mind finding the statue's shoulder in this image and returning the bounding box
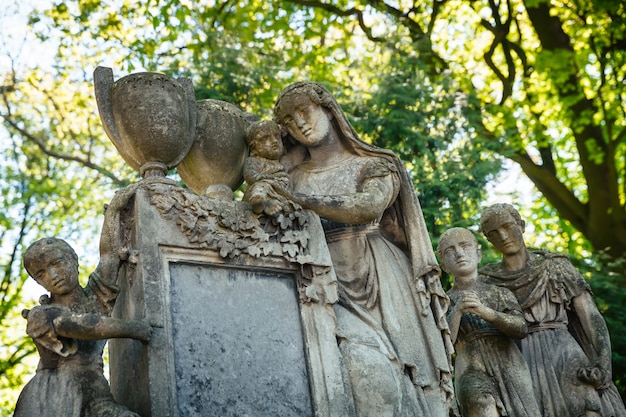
[361,155,397,179]
[478,261,505,276]
[531,249,575,270]
[531,249,589,293]
[476,278,521,311]
[531,249,566,260]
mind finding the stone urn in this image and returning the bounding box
[94,66,196,178]
[177,99,249,197]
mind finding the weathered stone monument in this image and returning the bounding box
[16,68,624,417]
[92,68,350,416]
[87,70,454,416]
[88,69,457,415]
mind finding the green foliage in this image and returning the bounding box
[0,99,117,412]
[1,0,625,406]
[0,3,138,408]
[352,54,501,239]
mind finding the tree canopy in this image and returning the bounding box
[1,0,624,409]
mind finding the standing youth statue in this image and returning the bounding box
[272,82,454,416]
[14,187,151,417]
[479,203,626,417]
[439,227,540,417]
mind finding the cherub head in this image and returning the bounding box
[246,120,283,160]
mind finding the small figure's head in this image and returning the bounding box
[437,228,481,276]
[480,203,526,255]
[246,120,283,160]
[274,82,334,148]
[23,238,80,296]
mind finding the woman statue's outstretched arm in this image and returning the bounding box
[278,175,396,224]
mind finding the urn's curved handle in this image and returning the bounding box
[94,66,134,166]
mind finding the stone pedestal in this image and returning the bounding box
[107,181,351,416]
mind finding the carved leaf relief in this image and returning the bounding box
[145,183,311,263]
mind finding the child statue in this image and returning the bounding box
[439,227,541,417]
[14,237,151,417]
[243,119,298,215]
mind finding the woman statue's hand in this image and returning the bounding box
[268,178,302,203]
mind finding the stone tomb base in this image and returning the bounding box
[107,183,349,417]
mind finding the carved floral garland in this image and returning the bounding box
[144,183,313,264]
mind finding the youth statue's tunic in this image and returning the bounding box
[480,250,625,417]
[448,280,541,417]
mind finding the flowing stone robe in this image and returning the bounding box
[448,280,541,417]
[290,154,452,417]
[480,250,626,417]
[276,81,453,417]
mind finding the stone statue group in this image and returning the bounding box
[14,80,626,417]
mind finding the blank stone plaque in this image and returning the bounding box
[169,262,313,417]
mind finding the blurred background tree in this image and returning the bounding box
[1,0,624,411]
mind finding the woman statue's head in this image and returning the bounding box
[274,82,374,159]
[274,82,335,120]
[273,83,336,147]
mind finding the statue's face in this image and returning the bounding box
[439,231,480,277]
[28,255,79,296]
[277,94,331,147]
[251,130,283,160]
[483,212,525,255]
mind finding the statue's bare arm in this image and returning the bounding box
[572,291,612,386]
[53,312,152,343]
[280,175,396,224]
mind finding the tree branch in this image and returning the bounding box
[1,115,127,186]
[285,0,448,70]
[510,151,588,231]
[537,145,556,176]
[0,140,33,317]
[480,0,520,104]
[0,339,36,379]
[523,0,625,254]
[286,0,386,43]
